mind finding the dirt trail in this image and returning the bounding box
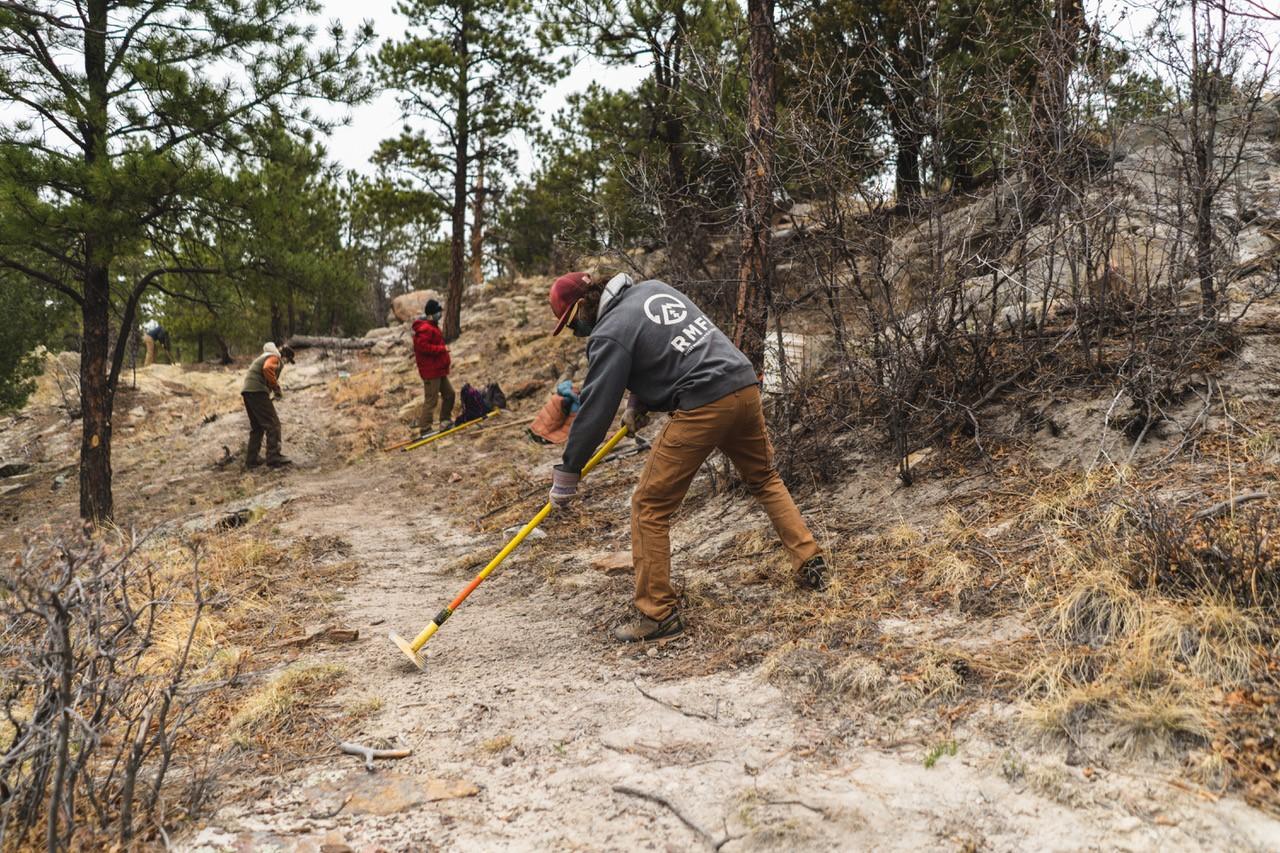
[187,448,1280,852]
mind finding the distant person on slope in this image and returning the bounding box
[545,271,829,643]
[143,322,173,367]
[241,342,295,469]
[413,298,454,435]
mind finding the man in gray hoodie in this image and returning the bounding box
[547,271,829,643]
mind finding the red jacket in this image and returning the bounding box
[412,318,451,379]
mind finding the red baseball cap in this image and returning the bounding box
[549,272,593,336]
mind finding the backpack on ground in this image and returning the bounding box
[483,382,507,412]
[457,383,491,424]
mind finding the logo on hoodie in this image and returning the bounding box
[643,294,688,326]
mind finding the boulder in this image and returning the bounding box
[388,290,443,325]
[372,337,407,357]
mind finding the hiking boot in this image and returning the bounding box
[613,610,685,643]
[438,419,454,431]
[265,456,293,468]
[245,457,263,469]
[798,555,830,591]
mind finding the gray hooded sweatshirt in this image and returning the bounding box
[561,278,758,473]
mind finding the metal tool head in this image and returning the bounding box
[389,632,427,671]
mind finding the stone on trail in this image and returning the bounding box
[591,551,633,575]
[318,831,354,853]
[303,771,478,817]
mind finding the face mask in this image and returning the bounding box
[569,316,594,337]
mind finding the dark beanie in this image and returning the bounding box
[425,298,442,316]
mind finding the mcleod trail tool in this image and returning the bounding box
[383,424,449,452]
[401,408,500,452]
[390,425,630,670]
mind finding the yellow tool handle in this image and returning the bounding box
[402,408,500,452]
[407,425,631,652]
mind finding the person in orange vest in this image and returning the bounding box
[241,342,295,468]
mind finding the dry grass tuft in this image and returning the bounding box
[924,553,977,598]
[1145,600,1260,686]
[759,641,830,690]
[1107,683,1213,757]
[329,368,385,408]
[1020,472,1279,786]
[483,734,514,753]
[830,655,886,698]
[228,663,345,749]
[911,654,964,702]
[1051,567,1141,648]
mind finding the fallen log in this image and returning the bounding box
[286,335,375,351]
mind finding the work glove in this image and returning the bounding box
[272,390,283,401]
[621,394,649,433]
[549,466,580,508]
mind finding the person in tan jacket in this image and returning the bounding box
[546,272,828,644]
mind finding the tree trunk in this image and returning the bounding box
[444,25,469,343]
[270,303,283,343]
[1027,0,1084,194]
[79,265,114,522]
[891,117,922,202]
[216,334,233,365]
[1195,162,1216,316]
[285,334,375,350]
[470,149,486,288]
[733,0,776,372]
[80,0,114,523]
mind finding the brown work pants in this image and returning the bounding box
[420,377,455,431]
[143,335,156,367]
[243,391,283,463]
[631,384,821,620]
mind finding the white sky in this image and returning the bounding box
[319,0,648,177]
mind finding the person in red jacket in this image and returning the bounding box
[412,299,454,434]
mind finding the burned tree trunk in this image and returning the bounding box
[470,149,486,288]
[732,0,777,372]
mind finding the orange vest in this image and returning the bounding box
[529,394,576,444]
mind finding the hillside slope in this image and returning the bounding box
[4,274,1279,849]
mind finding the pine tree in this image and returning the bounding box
[548,0,741,278]
[0,0,371,522]
[377,0,555,341]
